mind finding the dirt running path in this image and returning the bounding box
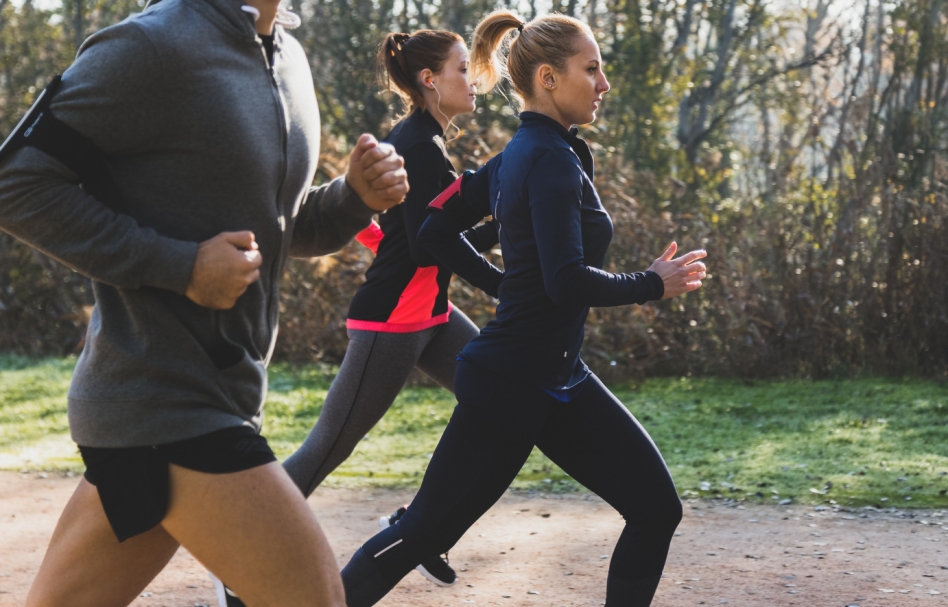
[1,472,946,606]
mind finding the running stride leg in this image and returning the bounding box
[162,462,345,607]
[536,375,682,606]
[26,479,179,607]
[282,329,428,496]
[28,463,346,607]
[341,361,551,606]
[414,308,479,391]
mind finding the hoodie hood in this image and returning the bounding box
[275,5,301,29]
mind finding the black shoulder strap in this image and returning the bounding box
[0,75,124,213]
[0,75,63,164]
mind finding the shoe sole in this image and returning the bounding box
[208,571,229,607]
[414,563,457,587]
[379,514,457,587]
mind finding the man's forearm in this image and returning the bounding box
[289,177,376,258]
[0,147,197,293]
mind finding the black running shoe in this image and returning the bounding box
[209,571,248,607]
[414,551,458,587]
[379,506,458,587]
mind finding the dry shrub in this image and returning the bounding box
[3,125,946,381]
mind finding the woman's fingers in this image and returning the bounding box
[676,249,707,265]
[685,261,706,275]
[649,247,709,299]
[665,267,706,298]
[658,241,678,261]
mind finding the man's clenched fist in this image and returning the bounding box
[185,231,262,309]
[346,134,409,211]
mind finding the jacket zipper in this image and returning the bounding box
[262,41,287,357]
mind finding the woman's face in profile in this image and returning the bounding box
[552,34,610,127]
[430,43,477,119]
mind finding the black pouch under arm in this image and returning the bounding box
[427,171,486,227]
[0,75,124,213]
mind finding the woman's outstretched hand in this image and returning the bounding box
[647,242,707,299]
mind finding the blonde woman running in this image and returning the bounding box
[340,10,708,607]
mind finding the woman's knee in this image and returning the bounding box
[658,492,684,531]
[617,483,682,537]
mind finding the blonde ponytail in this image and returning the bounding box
[470,10,522,94]
[471,9,592,102]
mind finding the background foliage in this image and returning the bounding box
[0,0,946,379]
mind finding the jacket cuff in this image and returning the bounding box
[143,237,199,295]
[644,270,664,301]
[341,177,380,223]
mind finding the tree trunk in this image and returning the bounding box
[73,0,84,53]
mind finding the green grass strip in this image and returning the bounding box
[2,356,946,508]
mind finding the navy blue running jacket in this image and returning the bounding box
[418,111,664,391]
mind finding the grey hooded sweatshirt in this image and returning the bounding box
[0,0,375,447]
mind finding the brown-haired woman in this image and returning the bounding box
[277,28,500,591]
[340,10,708,607]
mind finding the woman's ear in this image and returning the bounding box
[536,64,556,91]
[419,68,435,89]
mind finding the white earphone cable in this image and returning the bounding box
[430,82,460,143]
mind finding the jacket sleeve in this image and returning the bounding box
[417,157,504,297]
[462,219,499,253]
[0,22,197,294]
[527,150,663,308]
[289,176,375,258]
[398,142,455,267]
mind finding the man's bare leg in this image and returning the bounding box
[26,479,180,607]
[26,462,345,607]
[161,462,345,607]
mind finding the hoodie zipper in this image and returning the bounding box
[261,38,288,356]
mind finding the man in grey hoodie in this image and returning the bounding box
[0,0,406,605]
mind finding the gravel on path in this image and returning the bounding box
[1,472,946,606]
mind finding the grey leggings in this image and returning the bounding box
[283,308,480,496]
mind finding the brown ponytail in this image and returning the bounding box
[378,30,464,112]
[471,9,592,103]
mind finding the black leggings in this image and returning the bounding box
[342,360,682,607]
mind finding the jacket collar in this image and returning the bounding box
[519,111,577,139]
[409,108,446,138]
[386,108,446,150]
[519,111,594,180]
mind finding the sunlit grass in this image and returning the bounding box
[617,378,948,509]
[0,356,77,470]
[2,356,947,508]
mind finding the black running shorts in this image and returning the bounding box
[79,426,276,542]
